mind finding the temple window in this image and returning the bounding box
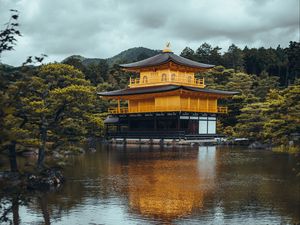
[142,76,148,83]
[171,73,176,81]
[187,76,192,83]
[161,73,167,82]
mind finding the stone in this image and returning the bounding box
[77,148,85,154]
[53,151,63,159]
[21,148,38,157]
[0,168,64,191]
[248,141,266,149]
[26,168,64,190]
[88,148,96,153]
[24,162,34,167]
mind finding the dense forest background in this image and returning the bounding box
[57,41,300,88]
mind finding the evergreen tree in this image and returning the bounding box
[0,10,23,172]
[286,41,300,84]
[19,64,104,169]
[63,57,86,73]
[195,43,222,65]
[223,44,244,71]
[195,43,213,64]
[263,82,300,145]
[180,47,195,60]
[252,71,279,100]
[235,102,268,140]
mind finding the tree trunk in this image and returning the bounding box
[39,196,50,225]
[8,141,18,172]
[12,196,20,225]
[37,125,47,170]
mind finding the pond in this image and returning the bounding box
[0,144,299,224]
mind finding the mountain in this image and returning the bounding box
[62,47,160,67]
[106,47,160,66]
[0,63,15,69]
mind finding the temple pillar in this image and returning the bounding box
[117,98,120,113]
[177,113,180,131]
[154,114,157,131]
[206,96,209,112]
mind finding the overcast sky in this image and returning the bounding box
[0,0,299,66]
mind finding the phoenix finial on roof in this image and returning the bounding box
[163,42,172,53]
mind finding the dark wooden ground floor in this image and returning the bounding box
[104,112,221,139]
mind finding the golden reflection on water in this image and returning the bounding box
[119,146,217,220]
[1,145,300,224]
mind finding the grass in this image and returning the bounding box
[272,145,300,154]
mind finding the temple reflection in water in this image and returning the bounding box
[123,146,217,220]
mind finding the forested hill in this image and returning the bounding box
[2,42,299,86]
[107,47,160,65]
[62,47,160,67]
[2,42,299,87]
[61,42,299,86]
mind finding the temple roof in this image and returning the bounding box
[120,52,214,70]
[98,85,238,97]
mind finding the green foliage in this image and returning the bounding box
[263,84,300,145]
[223,44,244,71]
[0,63,106,168]
[20,64,104,147]
[181,42,300,86]
[0,66,35,151]
[107,64,133,89]
[203,66,261,127]
[235,102,268,140]
[195,43,223,65]
[84,113,105,137]
[286,41,300,83]
[272,145,300,154]
[0,9,21,56]
[233,81,300,147]
[180,47,196,60]
[204,66,300,149]
[252,71,279,100]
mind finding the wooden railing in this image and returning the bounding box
[108,106,228,114]
[129,77,205,88]
[217,106,228,113]
[108,107,128,114]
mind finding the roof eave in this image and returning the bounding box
[120,59,215,71]
[97,86,239,98]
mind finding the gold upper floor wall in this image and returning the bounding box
[108,94,228,114]
[129,68,205,88]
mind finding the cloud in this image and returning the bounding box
[0,0,299,66]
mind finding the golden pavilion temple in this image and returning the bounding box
[98,44,238,139]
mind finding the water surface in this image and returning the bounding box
[1,145,299,224]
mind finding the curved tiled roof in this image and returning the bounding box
[120,52,214,70]
[98,85,238,97]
